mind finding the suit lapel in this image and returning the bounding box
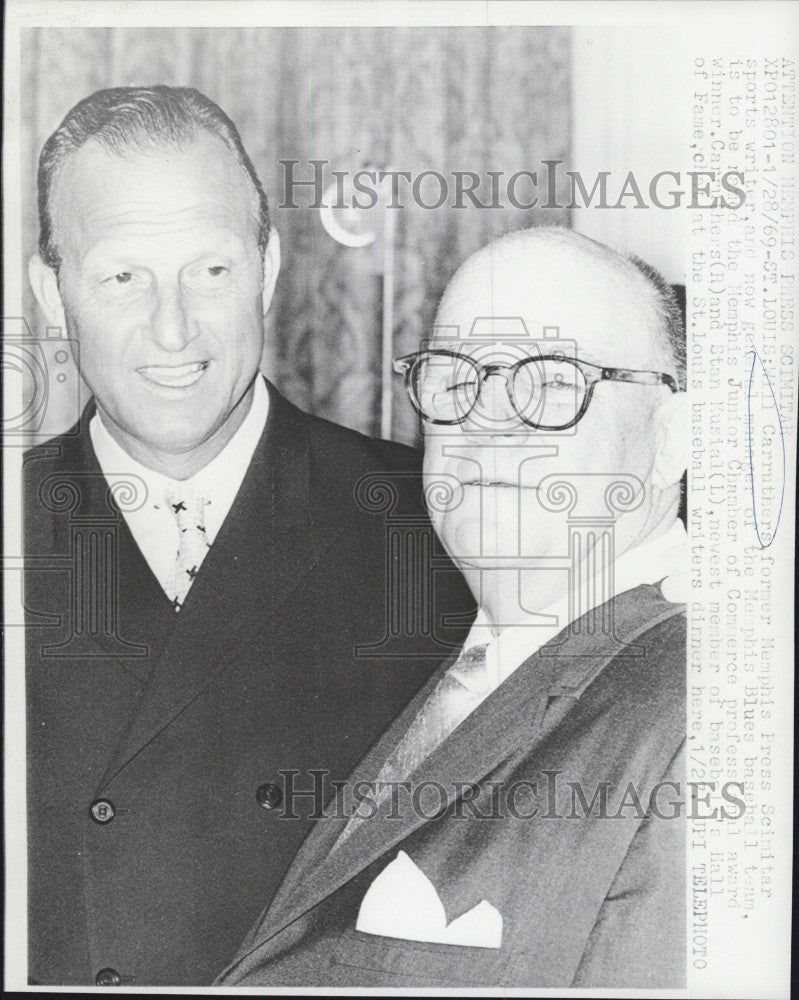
[249,643,566,947]
[97,382,344,788]
[34,405,172,674]
[233,587,686,960]
[261,652,461,919]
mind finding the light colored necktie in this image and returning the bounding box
[335,643,490,847]
[165,482,211,611]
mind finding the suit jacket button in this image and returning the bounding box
[95,967,121,987]
[89,799,115,824]
[255,782,283,809]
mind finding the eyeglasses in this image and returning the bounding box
[393,350,680,430]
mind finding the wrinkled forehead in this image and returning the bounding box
[51,131,260,259]
[432,244,660,369]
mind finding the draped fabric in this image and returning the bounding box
[20,27,571,444]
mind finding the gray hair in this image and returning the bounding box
[624,254,686,390]
[37,85,270,271]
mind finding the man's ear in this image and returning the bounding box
[652,390,688,490]
[261,228,281,317]
[28,254,66,328]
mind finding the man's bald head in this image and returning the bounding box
[436,227,684,389]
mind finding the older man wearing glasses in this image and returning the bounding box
[218,227,688,990]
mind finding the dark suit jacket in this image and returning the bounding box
[24,377,473,986]
[218,584,686,989]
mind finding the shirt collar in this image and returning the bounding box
[609,518,687,600]
[460,519,687,691]
[89,374,270,507]
[187,375,269,501]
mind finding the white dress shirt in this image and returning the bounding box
[455,519,688,705]
[89,376,269,598]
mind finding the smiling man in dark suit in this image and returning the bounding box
[23,85,471,987]
[218,227,688,990]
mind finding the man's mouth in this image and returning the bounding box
[137,361,209,388]
[464,480,514,487]
[462,480,539,490]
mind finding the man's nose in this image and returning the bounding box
[469,371,521,426]
[456,371,536,443]
[149,284,191,352]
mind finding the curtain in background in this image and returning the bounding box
[20,27,571,445]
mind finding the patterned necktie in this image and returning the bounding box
[335,643,490,847]
[165,482,211,611]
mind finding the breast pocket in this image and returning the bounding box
[332,928,504,986]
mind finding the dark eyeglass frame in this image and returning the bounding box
[393,349,681,431]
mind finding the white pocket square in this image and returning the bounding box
[356,850,502,948]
